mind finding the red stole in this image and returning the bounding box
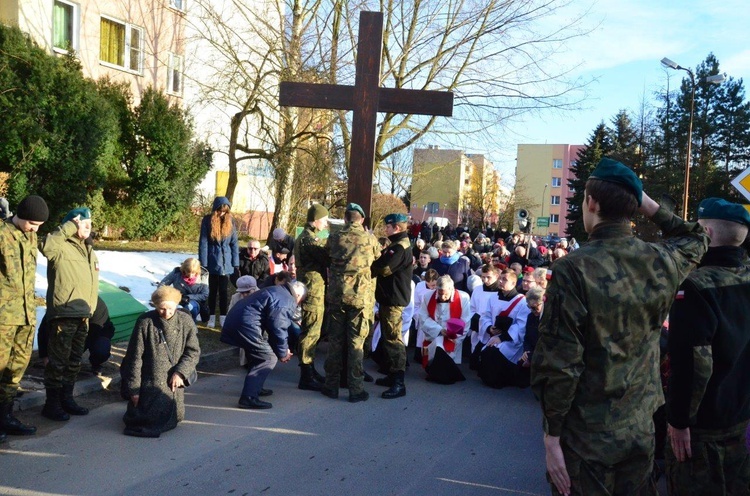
[423,291,463,366]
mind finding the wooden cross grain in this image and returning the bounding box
[279,10,453,219]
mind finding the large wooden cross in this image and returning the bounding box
[279,10,453,219]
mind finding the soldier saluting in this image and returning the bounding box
[531,158,709,495]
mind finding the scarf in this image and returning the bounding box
[183,275,198,286]
[439,252,461,265]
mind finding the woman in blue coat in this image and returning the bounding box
[198,197,239,327]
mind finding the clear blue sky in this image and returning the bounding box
[489,0,750,183]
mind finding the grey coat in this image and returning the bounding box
[121,310,200,434]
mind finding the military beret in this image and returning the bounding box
[384,213,408,225]
[62,207,92,224]
[697,197,750,228]
[306,204,329,222]
[589,157,643,206]
[346,203,366,218]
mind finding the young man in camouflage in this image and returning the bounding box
[294,204,329,391]
[665,198,750,495]
[40,207,99,421]
[321,203,380,403]
[371,213,412,399]
[530,158,709,495]
[0,195,49,442]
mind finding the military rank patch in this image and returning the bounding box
[675,290,685,300]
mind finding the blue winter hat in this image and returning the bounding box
[62,207,91,224]
[697,197,750,228]
[589,157,643,206]
[212,196,231,211]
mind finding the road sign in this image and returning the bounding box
[426,202,440,214]
[731,167,750,202]
[536,217,550,227]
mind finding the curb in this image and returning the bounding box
[14,347,239,412]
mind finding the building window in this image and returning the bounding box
[100,17,144,73]
[551,195,561,205]
[550,214,560,224]
[551,177,562,187]
[553,159,563,169]
[167,53,183,95]
[169,0,185,11]
[53,0,78,52]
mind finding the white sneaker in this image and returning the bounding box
[219,315,226,328]
[207,315,216,328]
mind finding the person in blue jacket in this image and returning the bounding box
[199,197,239,327]
[220,282,306,409]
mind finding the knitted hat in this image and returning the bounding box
[16,195,49,222]
[698,198,750,228]
[212,196,230,211]
[272,227,286,240]
[62,207,91,224]
[307,204,329,222]
[589,157,643,206]
[236,275,258,293]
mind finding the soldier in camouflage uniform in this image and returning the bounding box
[0,196,49,442]
[40,207,99,421]
[665,198,750,495]
[530,158,709,496]
[320,203,380,403]
[295,204,329,391]
[371,213,413,399]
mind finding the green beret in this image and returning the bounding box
[346,203,366,218]
[62,207,92,224]
[307,204,329,222]
[384,213,408,225]
[697,197,750,228]
[589,158,643,206]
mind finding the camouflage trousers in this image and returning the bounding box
[378,305,406,373]
[0,324,35,403]
[297,291,325,366]
[44,317,88,388]
[324,304,368,395]
[551,421,657,496]
[666,422,750,496]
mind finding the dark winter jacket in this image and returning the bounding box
[198,216,239,276]
[220,284,297,359]
[371,231,413,307]
[430,255,472,292]
[234,248,271,285]
[159,267,209,304]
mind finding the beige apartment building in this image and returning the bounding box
[1,0,186,103]
[515,143,583,237]
[409,146,501,227]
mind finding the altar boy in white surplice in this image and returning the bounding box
[417,275,471,384]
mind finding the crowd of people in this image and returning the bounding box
[1,156,749,494]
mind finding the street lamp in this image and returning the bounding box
[661,57,726,219]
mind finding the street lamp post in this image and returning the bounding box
[540,183,548,234]
[661,57,726,219]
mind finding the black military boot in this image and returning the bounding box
[298,365,323,391]
[311,365,325,383]
[381,371,406,399]
[60,384,89,416]
[0,401,36,435]
[375,373,395,387]
[41,388,70,421]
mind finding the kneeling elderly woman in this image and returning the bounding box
[120,286,201,438]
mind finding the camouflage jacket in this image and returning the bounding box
[667,246,750,431]
[325,221,380,309]
[41,221,99,319]
[0,220,39,325]
[530,206,709,436]
[293,224,329,298]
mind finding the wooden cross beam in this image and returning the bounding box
[279,10,454,219]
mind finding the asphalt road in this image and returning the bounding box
[0,356,549,496]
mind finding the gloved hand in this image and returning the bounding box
[180,295,190,306]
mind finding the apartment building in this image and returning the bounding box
[515,144,584,237]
